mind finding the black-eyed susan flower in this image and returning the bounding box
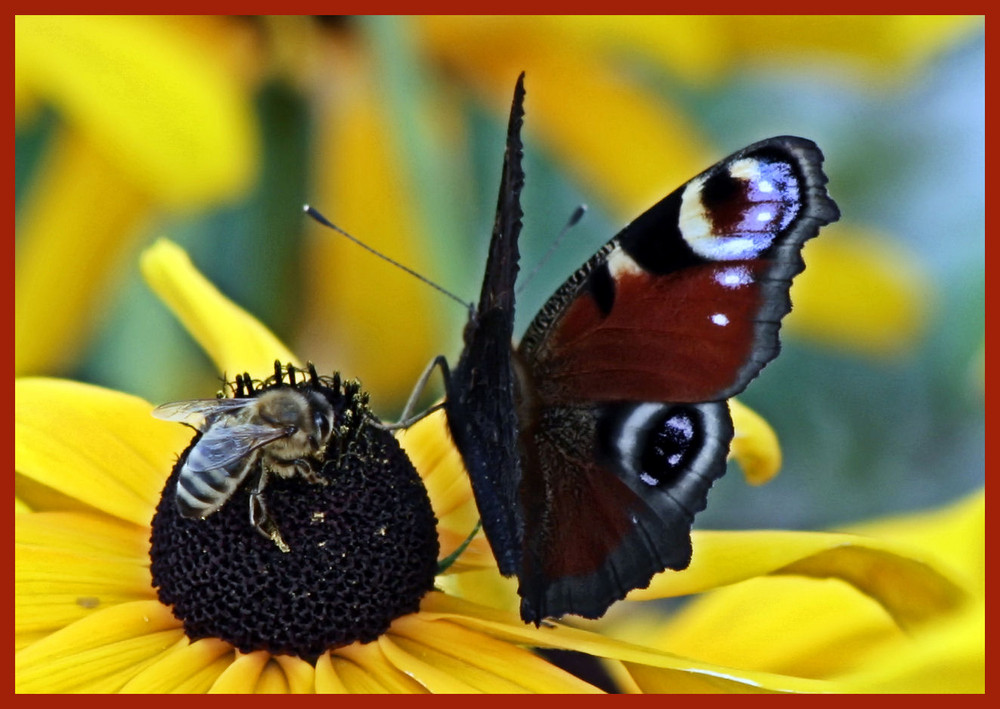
[16,239,980,693]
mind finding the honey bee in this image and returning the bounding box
[153,385,335,552]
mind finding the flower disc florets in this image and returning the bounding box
[149,364,439,661]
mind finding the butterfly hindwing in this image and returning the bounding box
[517,401,732,622]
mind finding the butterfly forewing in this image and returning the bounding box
[518,138,838,405]
[444,73,527,577]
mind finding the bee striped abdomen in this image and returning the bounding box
[176,458,252,519]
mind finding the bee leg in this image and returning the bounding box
[248,469,290,553]
[293,459,328,486]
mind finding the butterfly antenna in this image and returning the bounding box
[516,204,587,296]
[303,205,471,310]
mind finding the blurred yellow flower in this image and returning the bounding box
[15,16,981,401]
[15,15,259,376]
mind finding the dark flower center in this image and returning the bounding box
[149,366,439,662]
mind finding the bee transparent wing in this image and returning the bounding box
[152,398,253,431]
[185,423,292,472]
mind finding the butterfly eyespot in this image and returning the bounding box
[637,407,701,487]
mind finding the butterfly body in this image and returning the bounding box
[442,73,839,623]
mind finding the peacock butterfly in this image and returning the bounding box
[425,73,839,624]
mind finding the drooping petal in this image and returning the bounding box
[418,593,830,693]
[836,602,983,693]
[316,650,396,693]
[609,490,985,692]
[841,488,984,595]
[728,399,782,485]
[141,238,297,380]
[271,655,317,694]
[632,530,968,630]
[208,651,268,693]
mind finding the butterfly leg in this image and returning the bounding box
[375,355,451,430]
[436,519,483,574]
[248,468,290,553]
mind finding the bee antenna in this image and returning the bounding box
[304,204,472,311]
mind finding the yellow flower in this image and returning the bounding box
[15,16,259,377]
[605,490,984,693]
[15,240,977,692]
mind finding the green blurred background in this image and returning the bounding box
[15,16,984,532]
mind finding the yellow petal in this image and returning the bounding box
[396,409,480,545]
[15,600,184,693]
[313,653,350,693]
[15,542,153,639]
[272,655,317,694]
[389,613,601,693]
[320,652,394,693]
[724,16,983,84]
[119,638,233,693]
[16,510,149,558]
[209,652,319,694]
[788,225,928,356]
[842,489,984,596]
[378,634,483,693]
[334,640,427,693]
[254,661,292,693]
[838,601,984,693]
[419,593,830,693]
[15,16,257,206]
[15,377,190,524]
[140,238,297,380]
[15,131,150,376]
[212,652,317,694]
[611,490,984,690]
[208,651,270,693]
[633,530,968,630]
[728,399,781,485]
[614,575,904,680]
